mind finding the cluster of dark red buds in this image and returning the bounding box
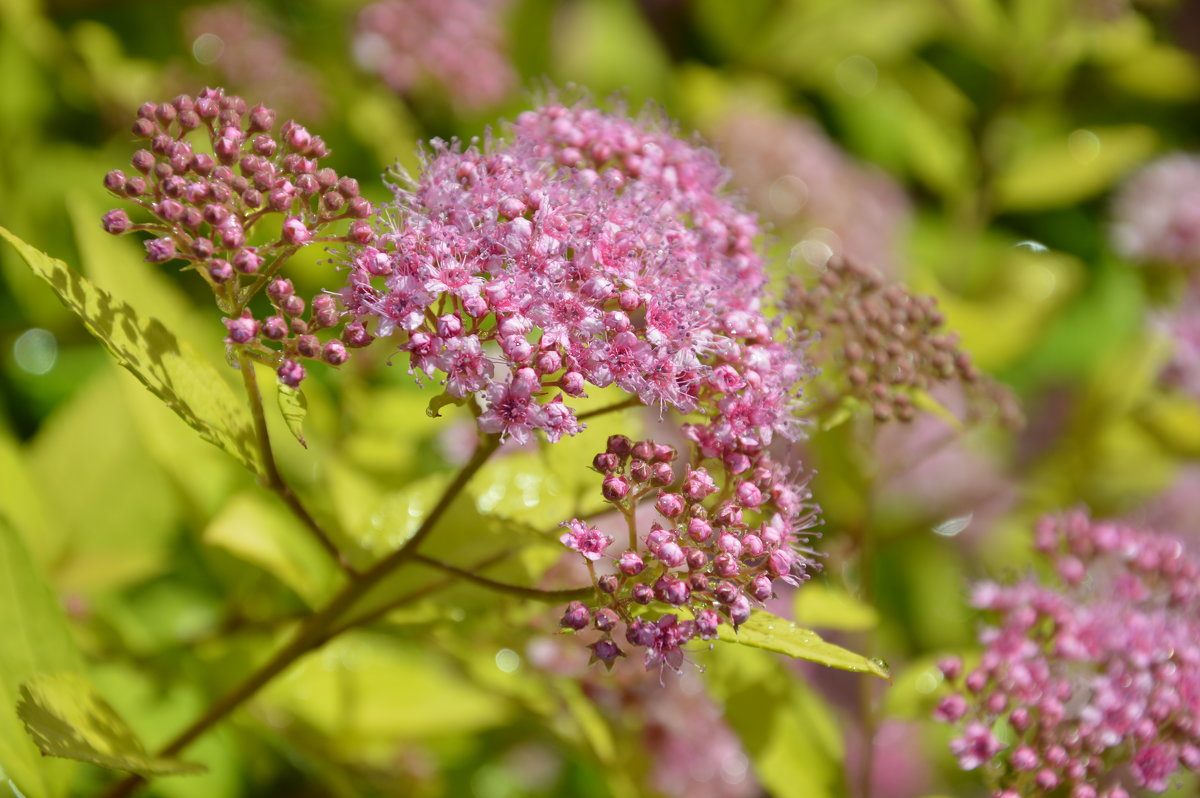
[558,436,821,673]
[101,87,375,385]
[788,257,1017,425]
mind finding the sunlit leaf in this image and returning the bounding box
[705,644,846,798]
[716,610,890,678]
[994,124,1156,211]
[17,673,205,777]
[0,517,82,798]
[794,582,881,632]
[0,227,262,474]
[29,368,180,591]
[203,492,339,607]
[257,633,510,763]
[276,384,308,449]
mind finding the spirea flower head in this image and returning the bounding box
[788,257,1019,426]
[184,4,326,120]
[1111,154,1200,267]
[341,100,810,452]
[713,105,912,278]
[1154,282,1200,400]
[102,88,373,385]
[352,0,515,111]
[936,509,1200,796]
[556,437,821,674]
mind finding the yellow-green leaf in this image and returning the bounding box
[276,384,308,449]
[0,226,262,475]
[716,610,890,679]
[1,224,262,472]
[0,517,83,798]
[794,582,881,632]
[17,673,205,777]
[203,493,338,607]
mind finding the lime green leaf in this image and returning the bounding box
[426,391,465,418]
[994,124,1157,211]
[203,493,338,607]
[30,368,181,591]
[0,517,83,798]
[0,227,261,475]
[257,633,509,761]
[276,384,308,449]
[17,673,205,777]
[716,610,890,678]
[794,583,880,632]
[705,644,846,798]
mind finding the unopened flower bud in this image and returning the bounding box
[323,340,349,365]
[560,601,590,631]
[262,316,288,339]
[296,335,321,358]
[588,638,623,668]
[656,493,685,518]
[656,541,685,568]
[728,594,752,628]
[281,295,306,317]
[592,452,619,473]
[277,358,305,387]
[601,475,630,502]
[651,462,674,486]
[593,608,618,632]
[631,582,653,604]
[222,313,259,344]
[597,574,619,594]
[749,574,773,602]
[233,248,262,274]
[629,459,651,482]
[101,209,132,234]
[144,237,176,262]
[714,581,739,604]
[618,550,644,575]
[687,518,713,543]
[342,322,374,348]
[208,259,233,283]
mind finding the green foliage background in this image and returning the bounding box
[1,0,1199,796]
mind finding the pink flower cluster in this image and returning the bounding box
[713,106,911,277]
[352,0,515,111]
[340,101,808,451]
[1154,281,1200,401]
[102,88,373,386]
[935,510,1200,796]
[1111,154,1200,268]
[184,4,326,121]
[558,436,821,673]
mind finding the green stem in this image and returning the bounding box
[237,350,356,576]
[97,434,501,798]
[410,552,592,603]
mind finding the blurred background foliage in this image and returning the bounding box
[2,0,1200,796]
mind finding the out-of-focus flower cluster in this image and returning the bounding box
[935,510,1200,797]
[787,258,1016,425]
[1154,281,1200,401]
[341,101,808,449]
[101,88,373,386]
[183,4,326,121]
[714,106,911,278]
[352,0,515,111]
[1111,154,1200,268]
[557,436,820,672]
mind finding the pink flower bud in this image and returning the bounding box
[560,601,590,631]
[144,237,176,262]
[277,359,305,387]
[656,493,685,518]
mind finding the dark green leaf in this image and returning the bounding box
[17,673,205,777]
